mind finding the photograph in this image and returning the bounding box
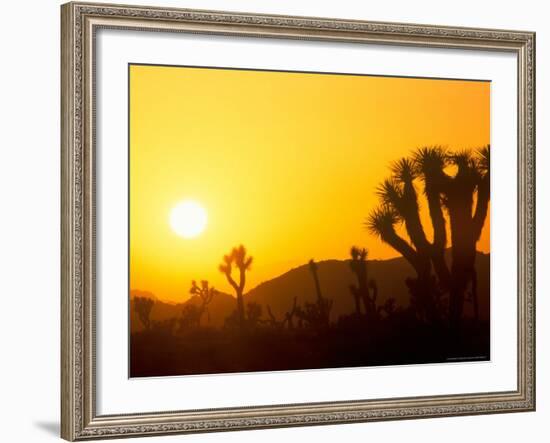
[128,64,491,377]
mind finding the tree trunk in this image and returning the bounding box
[236,290,245,327]
[448,202,477,334]
[313,272,322,302]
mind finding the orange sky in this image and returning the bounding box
[129,64,490,303]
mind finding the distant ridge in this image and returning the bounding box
[130,289,159,301]
[130,252,490,332]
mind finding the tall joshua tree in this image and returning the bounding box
[414,147,452,289]
[309,259,323,301]
[189,280,218,326]
[367,146,490,331]
[219,245,253,328]
[349,246,372,317]
[308,259,332,328]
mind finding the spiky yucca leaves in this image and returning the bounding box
[366,206,399,238]
[366,206,425,276]
[442,150,481,253]
[350,246,367,262]
[414,146,451,288]
[368,145,491,331]
[473,145,490,241]
[378,159,432,279]
[445,150,480,207]
[189,280,217,303]
[477,145,490,174]
[376,179,404,211]
[219,245,253,328]
[391,158,417,183]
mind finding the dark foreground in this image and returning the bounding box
[130,318,489,377]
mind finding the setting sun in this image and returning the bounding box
[169,200,207,239]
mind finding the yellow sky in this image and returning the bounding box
[130,64,490,303]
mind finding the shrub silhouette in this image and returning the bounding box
[379,296,396,318]
[151,318,177,335]
[266,305,283,329]
[283,297,299,329]
[367,146,490,331]
[295,300,333,331]
[179,304,202,330]
[219,245,253,328]
[223,309,240,329]
[189,279,218,326]
[266,297,299,330]
[134,296,154,330]
[246,302,263,327]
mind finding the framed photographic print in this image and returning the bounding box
[61,1,536,440]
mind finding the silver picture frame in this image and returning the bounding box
[61,2,535,440]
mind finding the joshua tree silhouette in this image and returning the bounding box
[348,246,373,318]
[219,245,253,328]
[306,259,332,328]
[134,296,154,330]
[189,280,218,326]
[367,146,490,332]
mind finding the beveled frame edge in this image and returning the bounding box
[60,1,536,441]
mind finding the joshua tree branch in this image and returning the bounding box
[223,272,239,294]
[472,174,490,241]
[426,190,447,250]
[381,229,424,276]
[401,178,431,251]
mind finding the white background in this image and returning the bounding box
[0,0,547,442]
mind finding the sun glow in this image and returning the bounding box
[169,200,207,239]
[131,65,490,302]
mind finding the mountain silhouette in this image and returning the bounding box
[130,251,489,332]
[245,251,489,323]
[130,289,235,332]
[130,289,159,301]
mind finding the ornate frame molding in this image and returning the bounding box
[61,2,535,440]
